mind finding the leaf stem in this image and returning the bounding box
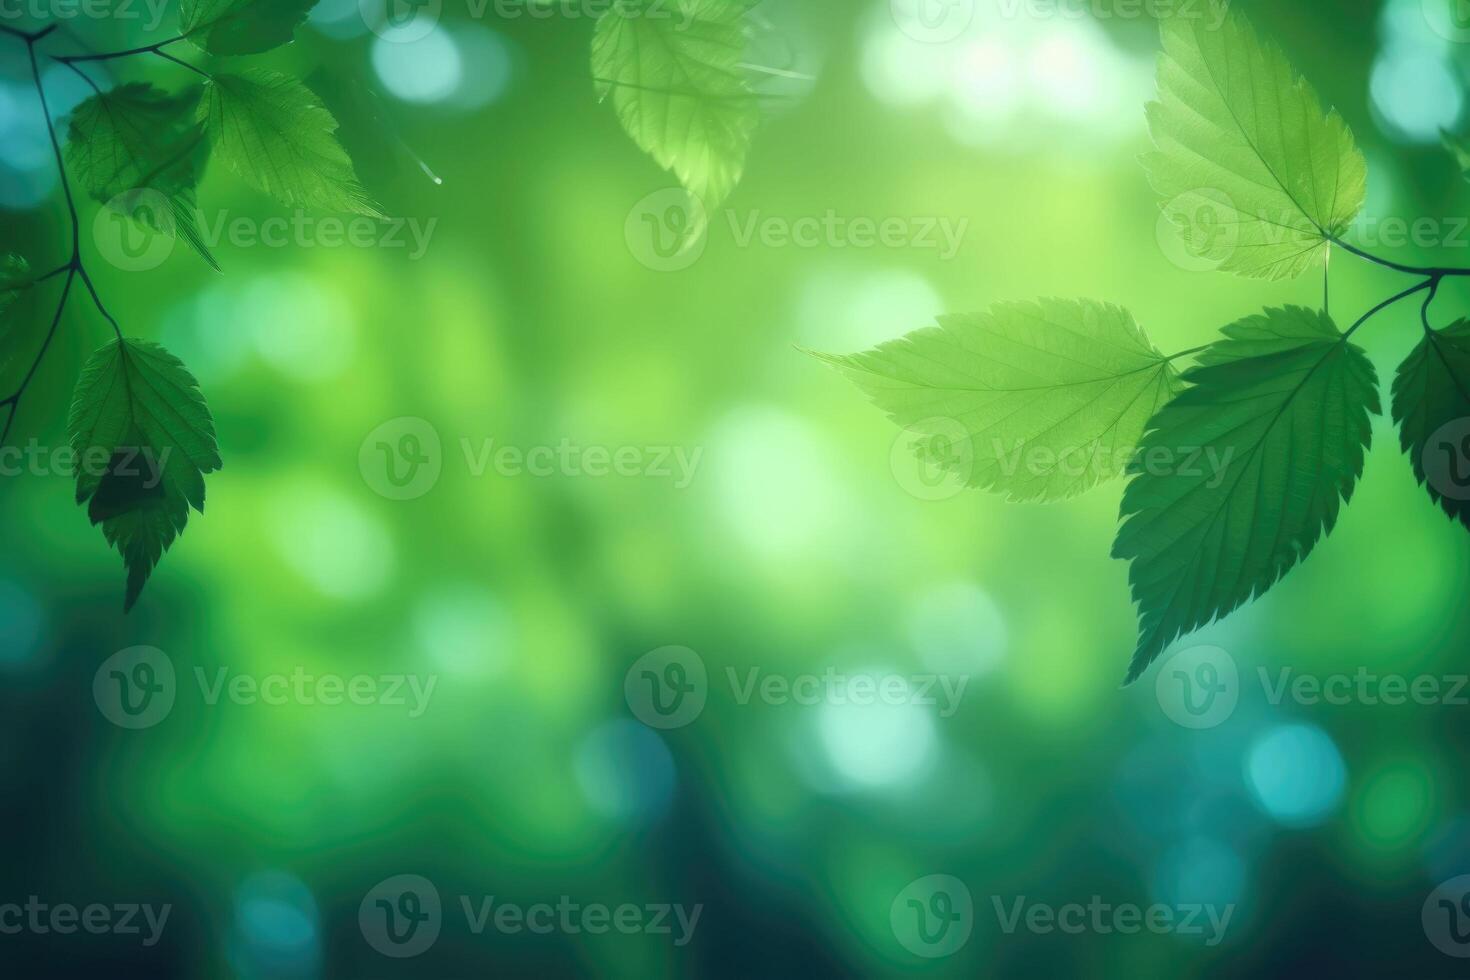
[153,48,211,79]
[1327,235,1470,279]
[1,24,126,447]
[54,35,185,64]
[1342,278,1435,339]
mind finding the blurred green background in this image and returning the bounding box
[4,0,1470,974]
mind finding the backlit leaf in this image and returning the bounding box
[1143,3,1367,280]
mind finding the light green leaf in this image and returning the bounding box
[68,339,222,611]
[180,0,316,55]
[814,299,1185,502]
[592,0,759,210]
[1143,3,1367,280]
[65,83,219,272]
[1392,318,1470,531]
[199,70,380,217]
[1113,306,1379,683]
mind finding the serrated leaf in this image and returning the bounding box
[1143,3,1367,280]
[200,70,380,217]
[814,299,1185,502]
[592,0,759,210]
[1392,319,1470,530]
[68,339,221,611]
[1113,306,1379,682]
[0,253,31,320]
[180,0,316,55]
[0,253,35,379]
[65,84,219,272]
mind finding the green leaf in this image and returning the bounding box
[180,0,316,55]
[1113,306,1379,683]
[67,339,222,611]
[1392,319,1470,530]
[199,70,380,217]
[0,253,35,378]
[65,84,219,272]
[592,0,759,210]
[0,253,31,321]
[1143,3,1367,280]
[813,299,1185,502]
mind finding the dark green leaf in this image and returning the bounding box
[200,70,380,217]
[65,84,219,271]
[68,339,221,611]
[180,0,317,55]
[1392,319,1470,530]
[1113,306,1379,682]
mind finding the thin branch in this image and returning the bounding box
[0,269,76,446]
[54,56,103,96]
[0,24,56,42]
[28,35,80,253]
[1420,277,1442,335]
[1343,278,1435,339]
[1328,235,1470,279]
[55,35,185,64]
[153,48,211,79]
[76,266,123,341]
